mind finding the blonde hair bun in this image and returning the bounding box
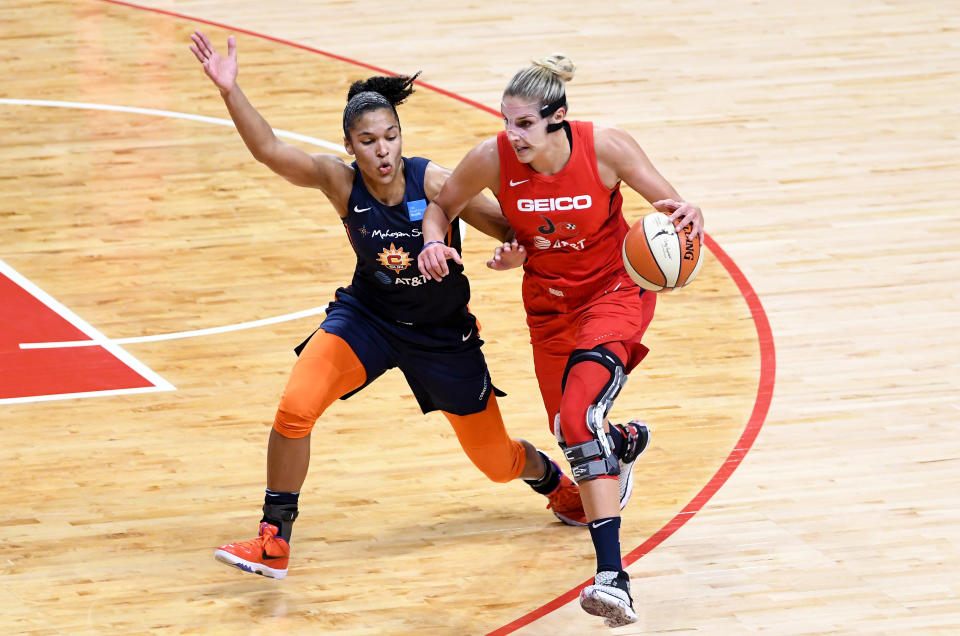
[532,54,576,83]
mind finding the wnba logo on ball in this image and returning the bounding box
[622,212,703,292]
[517,195,591,212]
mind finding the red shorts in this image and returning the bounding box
[526,283,656,432]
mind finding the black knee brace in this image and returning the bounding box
[555,346,627,483]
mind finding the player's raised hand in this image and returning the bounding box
[486,240,527,271]
[189,31,238,94]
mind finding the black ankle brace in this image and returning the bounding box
[262,502,299,541]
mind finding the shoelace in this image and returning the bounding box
[546,481,582,512]
[231,523,277,550]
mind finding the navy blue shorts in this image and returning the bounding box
[298,288,504,416]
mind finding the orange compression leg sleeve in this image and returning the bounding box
[443,393,526,483]
[273,329,367,439]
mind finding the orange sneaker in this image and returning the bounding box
[214,522,290,579]
[545,471,587,526]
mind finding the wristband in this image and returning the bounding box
[422,240,445,250]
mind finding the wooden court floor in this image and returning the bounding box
[1,1,958,634]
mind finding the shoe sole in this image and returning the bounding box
[619,423,651,511]
[214,549,287,579]
[580,587,639,627]
[552,511,588,527]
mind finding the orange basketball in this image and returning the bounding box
[622,212,703,292]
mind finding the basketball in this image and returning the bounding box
[622,212,703,292]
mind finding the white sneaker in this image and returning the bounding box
[580,569,638,627]
[614,421,651,510]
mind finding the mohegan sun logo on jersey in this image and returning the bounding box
[377,243,412,272]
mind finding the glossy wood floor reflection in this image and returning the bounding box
[1,1,958,634]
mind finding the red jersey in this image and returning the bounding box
[496,121,631,315]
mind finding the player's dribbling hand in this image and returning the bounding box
[486,240,526,271]
[189,31,238,94]
[653,199,704,244]
[417,242,462,281]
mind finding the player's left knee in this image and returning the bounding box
[464,439,525,483]
[477,461,518,483]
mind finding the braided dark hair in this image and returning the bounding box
[342,72,421,138]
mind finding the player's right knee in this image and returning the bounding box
[555,346,627,483]
[272,398,321,439]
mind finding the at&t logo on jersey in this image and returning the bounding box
[373,271,426,286]
[395,274,427,286]
[517,195,592,212]
[377,243,412,272]
[533,235,587,251]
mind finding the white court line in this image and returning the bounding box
[0,259,175,405]
[20,305,329,349]
[4,98,466,356]
[0,387,173,406]
[0,98,348,153]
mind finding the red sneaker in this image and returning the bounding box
[545,471,587,526]
[214,522,290,579]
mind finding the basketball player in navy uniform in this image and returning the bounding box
[189,32,586,579]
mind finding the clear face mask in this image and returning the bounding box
[501,100,547,143]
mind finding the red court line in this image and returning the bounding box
[97,0,501,118]
[0,269,154,399]
[89,3,777,631]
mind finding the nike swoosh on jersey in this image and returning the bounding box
[462,330,473,341]
[509,179,529,187]
[354,206,371,213]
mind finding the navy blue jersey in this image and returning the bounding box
[342,156,470,327]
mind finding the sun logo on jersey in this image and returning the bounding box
[377,243,412,272]
[359,225,368,236]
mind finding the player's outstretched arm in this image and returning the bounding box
[189,31,347,194]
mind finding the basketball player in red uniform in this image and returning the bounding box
[418,54,703,627]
